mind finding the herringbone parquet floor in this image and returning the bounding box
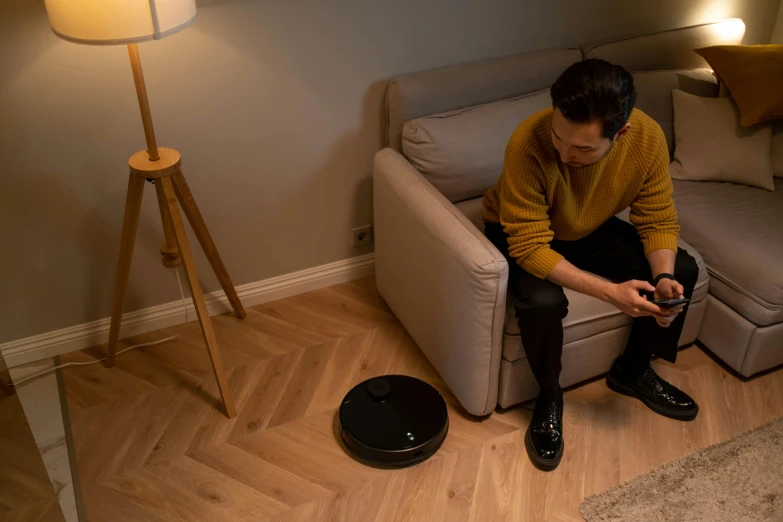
[61,277,783,521]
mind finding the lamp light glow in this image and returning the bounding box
[43,0,196,46]
[706,18,746,43]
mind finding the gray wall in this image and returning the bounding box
[1,0,780,343]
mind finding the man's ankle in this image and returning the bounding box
[615,355,650,378]
[538,392,563,404]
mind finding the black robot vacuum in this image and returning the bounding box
[339,375,449,467]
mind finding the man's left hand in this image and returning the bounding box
[653,278,685,328]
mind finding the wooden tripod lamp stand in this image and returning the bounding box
[43,0,245,418]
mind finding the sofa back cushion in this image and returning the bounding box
[582,19,745,71]
[632,69,718,153]
[400,67,719,203]
[386,48,581,151]
[387,19,743,202]
[401,90,550,203]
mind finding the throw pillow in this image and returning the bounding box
[694,45,783,126]
[401,89,550,203]
[773,124,783,179]
[669,90,774,191]
[632,68,717,154]
[718,83,782,180]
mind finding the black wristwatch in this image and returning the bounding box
[653,273,677,286]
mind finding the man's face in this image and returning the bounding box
[550,108,623,168]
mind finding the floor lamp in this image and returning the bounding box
[43,0,245,418]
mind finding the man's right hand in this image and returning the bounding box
[605,280,664,318]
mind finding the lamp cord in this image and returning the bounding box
[10,267,190,388]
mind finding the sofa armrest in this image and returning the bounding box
[373,148,508,416]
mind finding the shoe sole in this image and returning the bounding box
[606,374,698,421]
[524,427,563,472]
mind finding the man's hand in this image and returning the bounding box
[605,280,663,318]
[652,278,685,328]
[547,260,682,326]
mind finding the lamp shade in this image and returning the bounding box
[43,0,197,46]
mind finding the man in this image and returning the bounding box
[482,59,699,471]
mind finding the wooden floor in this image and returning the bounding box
[61,277,783,522]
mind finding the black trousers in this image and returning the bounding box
[485,217,699,400]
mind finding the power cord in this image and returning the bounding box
[10,267,191,389]
[175,266,189,325]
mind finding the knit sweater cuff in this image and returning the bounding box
[642,232,679,256]
[519,247,564,279]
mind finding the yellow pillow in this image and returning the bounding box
[694,45,783,127]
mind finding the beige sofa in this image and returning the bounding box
[373,20,779,417]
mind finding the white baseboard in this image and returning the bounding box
[0,254,375,369]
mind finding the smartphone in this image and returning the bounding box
[651,297,690,308]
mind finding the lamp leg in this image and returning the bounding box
[154,181,181,268]
[172,170,246,319]
[106,175,146,368]
[159,176,237,419]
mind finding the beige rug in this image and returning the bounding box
[581,417,783,522]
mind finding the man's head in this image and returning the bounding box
[549,59,636,167]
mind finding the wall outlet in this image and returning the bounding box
[352,225,374,248]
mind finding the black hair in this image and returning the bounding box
[550,59,636,138]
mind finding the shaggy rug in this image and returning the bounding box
[580,417,783,521]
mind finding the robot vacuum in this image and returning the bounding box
[339,375,449,467]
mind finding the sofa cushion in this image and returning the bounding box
[501,238,709,361]
[387,49,581,151]
[632,69,717,154]
[453,196,486,230]
[673,178,783,326]
[454,197,709,361]
[402,90,550,203]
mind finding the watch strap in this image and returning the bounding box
[653,273,677,286]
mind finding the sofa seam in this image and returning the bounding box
[707,268,782,312]
[411,88,550,122]
[737,326,759,375]
[581,19,741,55]
[483,253,503,415]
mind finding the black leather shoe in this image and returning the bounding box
[606,362,699,421]
[524,396,564,471]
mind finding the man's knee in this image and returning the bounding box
[515,288,568,319]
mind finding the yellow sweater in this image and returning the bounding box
[482,107,679,279]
